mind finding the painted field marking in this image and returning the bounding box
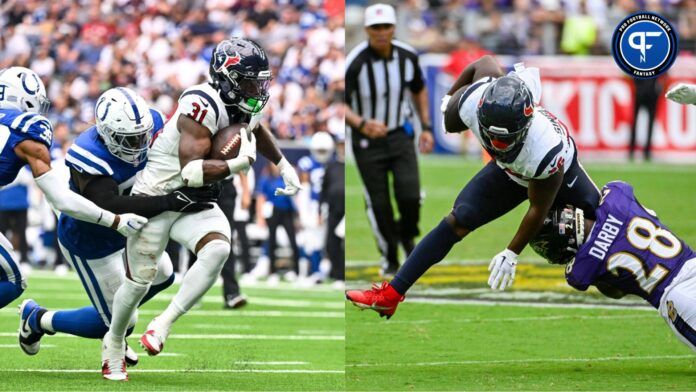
[156,353,184,357]
[0,308,344,319]
[384,314,655,325]
[0,344,54,349]
[349,354,695,368]
[0,368,344,374]
[0,333,344,341]
[233,361,309,365]
[405,297,655,311]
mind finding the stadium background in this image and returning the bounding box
[345,1,696,390]
[0,1,345,390]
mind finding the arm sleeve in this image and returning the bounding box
[34,169,115,227]
[71,169,174,219]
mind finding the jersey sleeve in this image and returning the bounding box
[149,108,167,134]
[7,113,53,149]
[565,259,592,291]
[457,77,495,129]
[178,90,220,135]
[64,132,114,177]
[529,139,565,180]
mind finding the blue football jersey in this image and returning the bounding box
[567,181,696,308]
[298,155,325,201]
[58,108,165,259]
[0,108,53,186]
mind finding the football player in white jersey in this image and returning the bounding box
[666,83,696,105]
[102,38,301,381]
[347,55,601,319]
[0,67,147,311]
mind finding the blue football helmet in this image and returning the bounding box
[477,76,534,162]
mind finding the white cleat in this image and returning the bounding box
[139,318,169,356]
[101,333,127,381]
[125,342,138,367]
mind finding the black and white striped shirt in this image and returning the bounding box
[345,40,425,132]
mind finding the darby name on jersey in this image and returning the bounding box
[588,214,624,260]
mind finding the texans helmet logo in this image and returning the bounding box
[523,104,534,117]
[223,52,241,68]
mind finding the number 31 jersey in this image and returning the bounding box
[567,181,696,308]
[133,82,262,196]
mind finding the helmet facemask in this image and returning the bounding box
[219,69,272,114]
[98,122,152,166]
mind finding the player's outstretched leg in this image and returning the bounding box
[141,235,230,356]
[346,217,464,319]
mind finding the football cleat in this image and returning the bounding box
[18,299,47,355]
[102,333,127,381]
[125,342,138,367]
[139,318,169,356]
[345,282,405,320]
[224,294,248,310]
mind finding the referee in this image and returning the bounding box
[345,3,433,277]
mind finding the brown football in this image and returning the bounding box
[209,123,250,160]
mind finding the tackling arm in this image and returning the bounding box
[447,55,504,95]
[507,169,564,255]
[178,114,254,187]
[15,139,128,231]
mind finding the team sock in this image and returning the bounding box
[159,240,229,326]
[109,278,149,346]
[45,307,106,338]
[390,219,462,295]
[0,281,23,309]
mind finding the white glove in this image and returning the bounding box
[275,157,302,196]
[488,249,518,290]
[115,213,148,237]
[440,94,452,133]
[666,83,696,105]
[238,127,257,164]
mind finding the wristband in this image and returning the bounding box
[357,119,366,132]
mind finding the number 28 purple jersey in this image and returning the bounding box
[566,181,696,308]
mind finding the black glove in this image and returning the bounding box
[166,187,218,213]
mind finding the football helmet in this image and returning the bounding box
[477,75,534,162]
[209,38,272,114]
[95,87,153,166]
[310,132,335,164]
[529,206,586,265]
[0,67,50,115]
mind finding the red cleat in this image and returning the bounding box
[345,282,405,319]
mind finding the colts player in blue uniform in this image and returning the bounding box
[17,87,218,365]
[530,181,696,352]
[0,67,147,310]
[297,131,334,282]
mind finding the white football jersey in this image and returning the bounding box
[133,82,262,195]
[457,64,575,187]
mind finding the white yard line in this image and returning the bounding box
[348,354,695,368]
[0,332,344,341]
[234,361,309,365]
[405,297,655,311]
[0,368,344,374]
[0,344,54,348]
[384,314,654,324]
[156,353,184,357]
[0,308,344,319]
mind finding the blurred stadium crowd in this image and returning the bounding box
[347,0,696,59]
[0,0,346,290]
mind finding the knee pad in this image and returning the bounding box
[198,239,231,265]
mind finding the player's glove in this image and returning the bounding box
[114,213,148,237]
[666,83,696,105]
[275,157,302,196]
[488,249,518,290]
[167,186,218,213]
[239,127,257,165]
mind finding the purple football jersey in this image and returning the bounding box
[566,181,695,308]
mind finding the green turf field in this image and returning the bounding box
[0,272,344,391]
[346,156,696,390]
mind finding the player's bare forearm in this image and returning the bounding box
[201,159,233,183]
[507,171,563,254]
[178,114,236,184]
[447,55,503,95]
[256,124,283,165]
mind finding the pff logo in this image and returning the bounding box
[612,12,677,78]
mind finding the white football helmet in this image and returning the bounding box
[310,131,335,164]
[0,67,50,115]
[95,87,154,166]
